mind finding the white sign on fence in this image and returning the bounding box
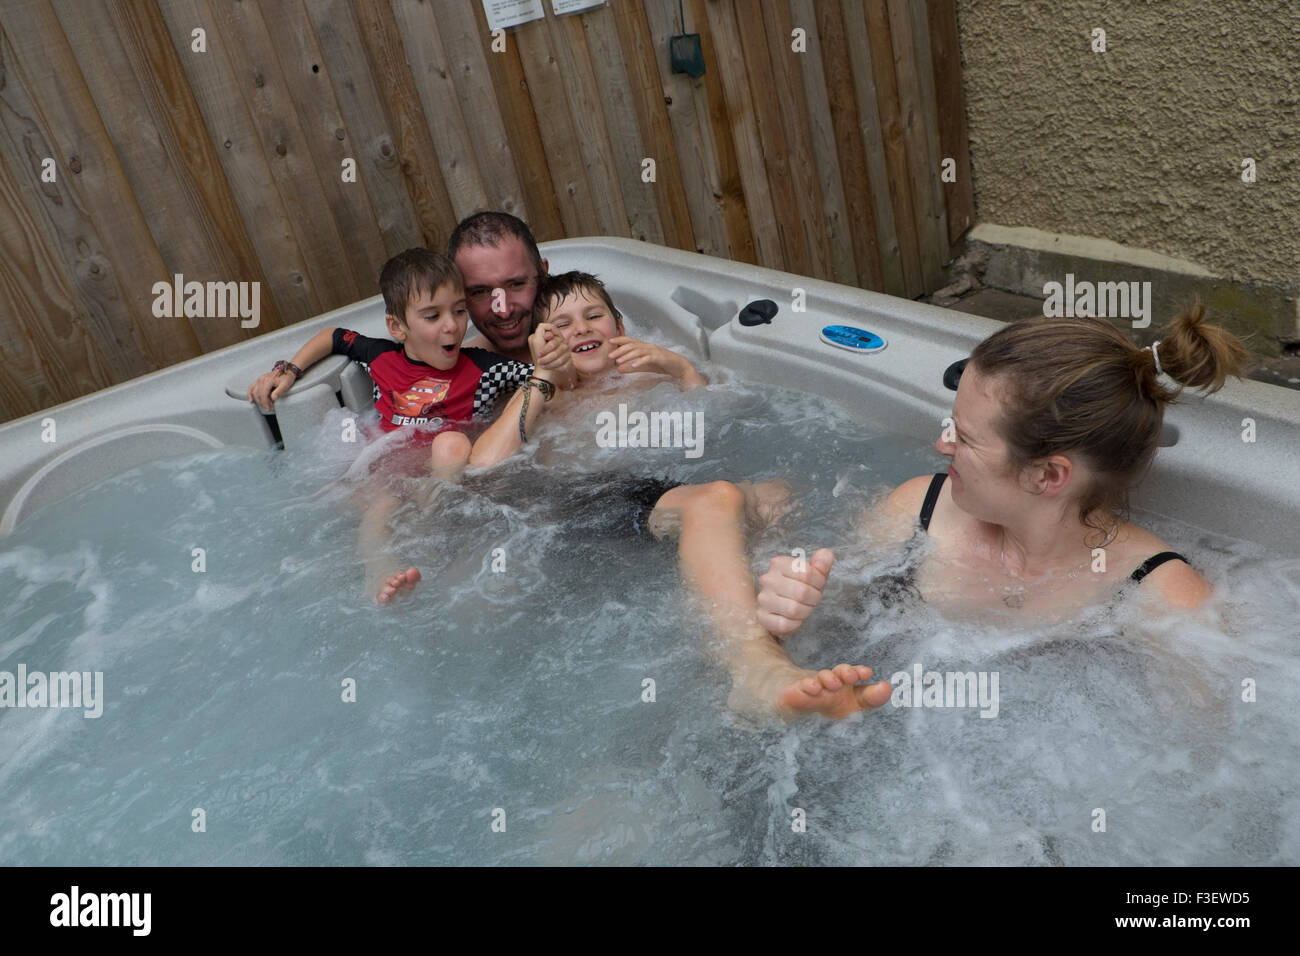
[481,0,544,32]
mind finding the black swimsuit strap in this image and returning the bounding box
[1129,551,1189,583]
[919,472,948,533]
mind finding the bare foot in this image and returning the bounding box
[731,662,892,720]
[376,567,421,605]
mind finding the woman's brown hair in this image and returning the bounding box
[969,303,1250,543]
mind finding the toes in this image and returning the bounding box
[831,663,860,684]
[817,668,844,690]
[857,680,893,710]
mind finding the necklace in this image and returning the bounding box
[997,521,1119,609]
[997,528,1027,608]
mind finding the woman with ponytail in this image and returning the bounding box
[658,303,1249,719]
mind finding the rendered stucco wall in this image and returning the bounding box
[956,0,1299,290]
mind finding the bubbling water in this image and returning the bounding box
[0,365,1296,865]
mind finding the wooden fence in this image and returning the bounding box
[0,0,973,423]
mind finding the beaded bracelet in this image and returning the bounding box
[272,360,303,379]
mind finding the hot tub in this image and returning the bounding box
[5,238,1298,549]
[1,238,1296,866]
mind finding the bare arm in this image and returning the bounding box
[608,336,707,390]
[247,327,337,411]
[755,475,931,639]
[468,323,563,468]
[466,368,556,468]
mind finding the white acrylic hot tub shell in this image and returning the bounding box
[1,238,1297,554]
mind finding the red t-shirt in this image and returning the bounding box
[332,329,532,433]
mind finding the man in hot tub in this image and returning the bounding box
[449,210,561,367]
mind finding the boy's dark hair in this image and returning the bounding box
[379,248,463,324]
[447,211,544,277]
[533,271,623,326]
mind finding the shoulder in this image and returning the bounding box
[463,347,528,373]
[1115,522,1211,609]
[1145,560,1212,609]
[889,474,942,504]
[335,328,398,357]
[884,474,945,517]
[864,474,944,546]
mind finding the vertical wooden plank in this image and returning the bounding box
[207,0,364,304]
[0,2,194,374]
[907,0,950,268]
[158,0,325,324]
[927,0,974,253]
[688,0,756,262]
[887,0,943,291]
[117,0,287,336]
[788,0,859,286]
[350,0,458,251]
[640,0,730,257]
[433,2,527,219]
[728,0,806,277]
[512,18,600,235]
[610,1,696,251]
[860,0,923,296]
[580,4,665,244]
[733,0,813,274]
[702,0,782,268]
[387,0,490,221]
[833,0,903,294]
[811,0,883,290]
[760,1,834,280]
[546,9,630,237]
[0,136,115,417]
[51,0,283,352]
[303,0,423,258]
[258,0,390,284]
[469,7,564,241]
[2,1,202,370]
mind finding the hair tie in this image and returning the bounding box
[1147,340,1164,377]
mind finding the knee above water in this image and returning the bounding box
[696,480,746,511]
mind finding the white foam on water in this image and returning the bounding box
[0,378,1296,864]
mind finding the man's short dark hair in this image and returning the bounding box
[379,248,462,324]
[447,211,543,277]
[532,271,623,326]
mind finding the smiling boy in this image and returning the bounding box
[534,271,706,389]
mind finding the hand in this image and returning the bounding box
[608,336,688,379]
[529,323,574,381]
[247,370,295,411]
[756,548,835,639]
